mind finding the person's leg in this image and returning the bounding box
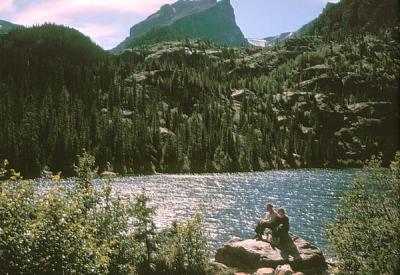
[255,221,267,239]
[270,226,280,244]
[255,222,262,235]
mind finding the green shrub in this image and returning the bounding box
[328,152,400,274]
[156,214,211,275]
[0,154,211,275]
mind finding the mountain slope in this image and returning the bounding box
[264,32,294,46]
[296,2,337,36]
[113,0,246,52]
[0,24,108,176]
[302,0,399,38]
[0,24,106,63]
[0,20,23,34]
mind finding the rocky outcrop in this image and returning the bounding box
[231,88,256,100]
[160,127,176,137]
[272,88,399,167]
[113,0,246,52]
[125,70,173,84]
[347,102,394,118]
[214,234,328,274]
[299,73,342,92]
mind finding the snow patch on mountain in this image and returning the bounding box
[247,38,267,47]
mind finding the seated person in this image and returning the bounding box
[272,208,290,243]
[255,203,277,240]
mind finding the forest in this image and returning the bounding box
[0,0,399,178]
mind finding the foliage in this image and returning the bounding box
[0,155,212,275]
[156,214,211,275]
[308,0,399,40]
[327,152,400,274]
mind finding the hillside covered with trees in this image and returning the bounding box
[0,0,399,178]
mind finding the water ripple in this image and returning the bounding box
[106,169,358,254]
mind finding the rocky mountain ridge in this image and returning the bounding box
[113,0,246,52]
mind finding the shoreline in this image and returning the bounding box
[31,167,362,181]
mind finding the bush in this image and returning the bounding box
[327,152,400,274]
[156,214,211,275]
[0,153,212,275]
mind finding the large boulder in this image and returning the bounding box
[256,267,275,275]
[274,264,294,275]
[273,91,313,106]
[215,234,327,274]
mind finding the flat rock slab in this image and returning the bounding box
[256,267,275,275]
[215,234,327,273]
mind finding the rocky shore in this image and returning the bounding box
[212,234,329,275]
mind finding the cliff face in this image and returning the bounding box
[129,0,218,39]
[113,0,246,52]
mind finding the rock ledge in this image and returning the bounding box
[215,234,327,274]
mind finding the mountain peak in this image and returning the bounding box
[130,0,219,38]
[113,0,245,52]
[324,2,337,10]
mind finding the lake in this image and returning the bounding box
[108,169,358,255]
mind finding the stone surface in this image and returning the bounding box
[100,171,117,177]
[160,127,176,137]
[347,102,394,118]
[299,74,342,91]
[256,267,275,275]
[126,70,173,84]
[274,264,294,275]
[231,88,256,100]
[215,234,327,273]
[209,259,229,272]
[113,0,246,52]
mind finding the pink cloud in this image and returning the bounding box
[6,0,177,49]
[0,0,15,12]
[13,0,176,26]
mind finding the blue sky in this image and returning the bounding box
[0,0,339,49]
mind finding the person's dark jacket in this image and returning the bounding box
[275,215,289,238]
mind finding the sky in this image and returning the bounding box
[0,0,339,49]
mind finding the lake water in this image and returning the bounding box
[109,169,358,255]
